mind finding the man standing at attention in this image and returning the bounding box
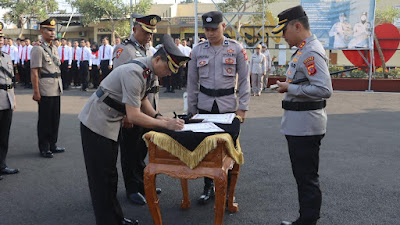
[249,44,266,96]
[272,5,333,225]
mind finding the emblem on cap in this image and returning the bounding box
[50,19,56,26]
[206,17,212,22]
[150,17,157,26]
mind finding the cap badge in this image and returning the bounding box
[206,17,212,23]
[150,17,157,26]
[50,19,56,26]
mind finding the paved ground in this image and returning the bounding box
[0,86,399,225]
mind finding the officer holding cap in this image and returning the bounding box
[271,5,333,225]
[79,34,189,225]
[31,18,65,158]
[187,11,250,204]
[113,13,162,205]
[0,22,19,180]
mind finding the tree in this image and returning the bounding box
[72,0,130,45]
[0,0,58,38]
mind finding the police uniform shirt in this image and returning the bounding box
[99,44,113,66]
[250,52,266,74]
[77,46,93,67]
[187,37,250,114]
[113,35,159,111]
[281,34,333,136]
[30,41,63,96]
[78,56,155,142]
[0,52,15,110]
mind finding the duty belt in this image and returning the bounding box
[0,83,14,91]
[41,73,60,78]
[96,88,126,114]
[282,100,326,111]
[146,86,160,94]
[200,85,235,97]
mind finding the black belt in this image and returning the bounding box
[41,73,60,78]
[200,85,234,97]
[96,88,126,114]
[0,84,14,90]
[282,100,326,111]
[146,86,159,94]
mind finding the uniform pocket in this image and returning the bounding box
[197,58,209,78]
[222,57,236,76]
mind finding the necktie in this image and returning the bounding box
[73,48,76,60]
[25,46,28,62]
[103,45,105,59]
[8,46,10,54]
[61,46,64,63]
[81,48,84,61]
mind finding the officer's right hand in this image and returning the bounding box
[33,92,41,102]
[68,65,71,69]
[166,118,185,131]
[97,65,100,69]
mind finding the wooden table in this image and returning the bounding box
[144,133,240,225]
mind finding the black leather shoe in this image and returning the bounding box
[156,188,162,194]
[50,147,65,153]
[40,150,54,158]
[127,192,147,205]
[121,217,139,225]
[197,185,215,204]
[281,219,317,225]
[0,167,19,175]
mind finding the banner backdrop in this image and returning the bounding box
[300,0,376,50]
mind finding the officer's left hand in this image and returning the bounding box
[235,110,246,123]
[108,65,112,70]
[89,66,92,70]
[276,80,289,93]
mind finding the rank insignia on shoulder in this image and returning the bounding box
[241,48,248,61]
[299,41,306,49]
[115,49,123,59]
[227,49,234,54]
[297,51,302,56]
[143,68,152,79]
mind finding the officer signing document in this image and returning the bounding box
[78,34,189,225]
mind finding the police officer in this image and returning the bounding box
[0,23,19,180]
[249,44,266,96]
[272,6,333,225]
[79,34,189,225]
[113,13,162,205]
[31,18,65,158]
[187,11,250,204]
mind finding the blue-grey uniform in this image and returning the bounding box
[187,37,250,115]
[249,51,266,95]
[272,5,333,225]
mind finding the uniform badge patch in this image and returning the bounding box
[241,48,248,61]
[225,58,234,64]
[227,49,235,54]
[297,51,302,56]
[115,49,123,58]
[299,41,306,49]
[226,68,233,74]
[293,58,298,62]
[199,61,206,66]
[287,70,292,75]
[303,57,317,76]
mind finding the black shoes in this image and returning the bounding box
[156,188,162,194]
[127,192,147,205]
[121,217,139,225]
[197,185,215,204]
[51,147,65,153]
[281,219,317,225]
[40,150,54,158]
[0,167,20,175]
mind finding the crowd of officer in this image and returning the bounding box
[0,5,332,225]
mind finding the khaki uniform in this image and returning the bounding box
[0,53,15,110]
[250,52,266,94]
[187,38,250,114]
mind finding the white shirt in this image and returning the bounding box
[77,46,92,67]
[70,47,81,63]
[181,45,192,57]
[177,44,185,54]
[58,45,72,63]
[91,51,99,65]
[98,44,113,65]
[4,45,18,63]
[1,45,8,53]
[22,45,33,65]
[150,46,157,55]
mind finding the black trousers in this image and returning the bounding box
[90,65,100,88]
[17,63,25,84]
[79,61,89,90]
[80,123,124,225]
[285,134,325,222]
[0,109,13,169]
[24,60,31,86]
[71,60,80,86]
[100,60,112,79]
[60,61,70,89]
[37,96,60,152]
[120,125,148,195]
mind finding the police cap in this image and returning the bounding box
[161,34,191,74]
[40,18,57,31]
[202,11,223,28]
[0,22,4,38]
[133,13,161,33]
[272,5,307,34]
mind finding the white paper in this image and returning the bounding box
[180,122,225,133]
[192,113,236,124]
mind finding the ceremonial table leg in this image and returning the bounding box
[144,164,163,225]
[180,179,191,209]
[213,172,228,225]
[227,163,240,213]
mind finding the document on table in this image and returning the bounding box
[191,113,236,124]
[180,122,225,133]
